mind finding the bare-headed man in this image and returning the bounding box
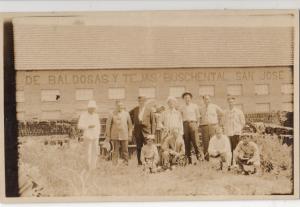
[200,95,224,161]
[180,92,201,164]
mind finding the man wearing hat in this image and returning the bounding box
[161,96,184,143]
[199,95,224,161]
[77,100,101,171]
[223,96,246,164]
[180,92,201,164]
[233,133,261,175]
[129,96,155,165]
[106,101,133,166]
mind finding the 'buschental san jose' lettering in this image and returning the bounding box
[163,71,225,82]
[260,71,284,80]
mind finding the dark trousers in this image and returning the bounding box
[229,135,240,152]
[112,140,128,165]
[229,135,240,164]
[183,121,201,164]
[200,124,217,160]
[133,125,146,165]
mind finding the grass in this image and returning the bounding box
[18,136,293,197]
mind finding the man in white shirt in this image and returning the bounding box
[78,100,101,171]
[208,126,232,171]
[200,95,224,161]
[161,96,184,142]
[180,92,201,164]
[223,96,246,164]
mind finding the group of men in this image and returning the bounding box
[78,92,261,175]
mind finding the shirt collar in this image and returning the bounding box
[229,107,237,112]
[169,108,176,112]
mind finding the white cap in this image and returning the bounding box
[167,96,177,103]
[87,100,97,109]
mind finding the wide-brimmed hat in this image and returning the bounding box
[227,95,236,101]
[167,96,177,103]
[182,91,193,99]
[138,96,146,101]
[87,100,97,109]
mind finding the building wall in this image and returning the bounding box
[15,67,293,120]
[12,12,296,121]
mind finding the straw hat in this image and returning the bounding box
[167,96,177,103]
[138,96,146,101]
[227,95,236,101]
[87,100,97,109]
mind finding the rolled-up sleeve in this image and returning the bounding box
[239,110,246,127]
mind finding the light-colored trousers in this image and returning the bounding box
[112,140,129,165]
[84,138,98,170]
[210,152,232,169]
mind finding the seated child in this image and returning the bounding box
[141,134,159,173]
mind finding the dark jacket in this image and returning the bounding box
[129,106,155,137]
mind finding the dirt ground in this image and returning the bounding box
[18,136,293,197]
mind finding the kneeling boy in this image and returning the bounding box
[233,133,261,175]
[141,135,159,173]
[208,126,232,171]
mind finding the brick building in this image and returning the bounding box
[11,11,295,121]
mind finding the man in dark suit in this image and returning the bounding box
[130,96,155,165]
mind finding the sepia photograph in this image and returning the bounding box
[0,10,299,202]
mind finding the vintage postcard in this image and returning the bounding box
[0,10,299,202]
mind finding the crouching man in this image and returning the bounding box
[208,126,232,171]
[161,129,186,170]
[141,134,160,173]
[233,133,261,175]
